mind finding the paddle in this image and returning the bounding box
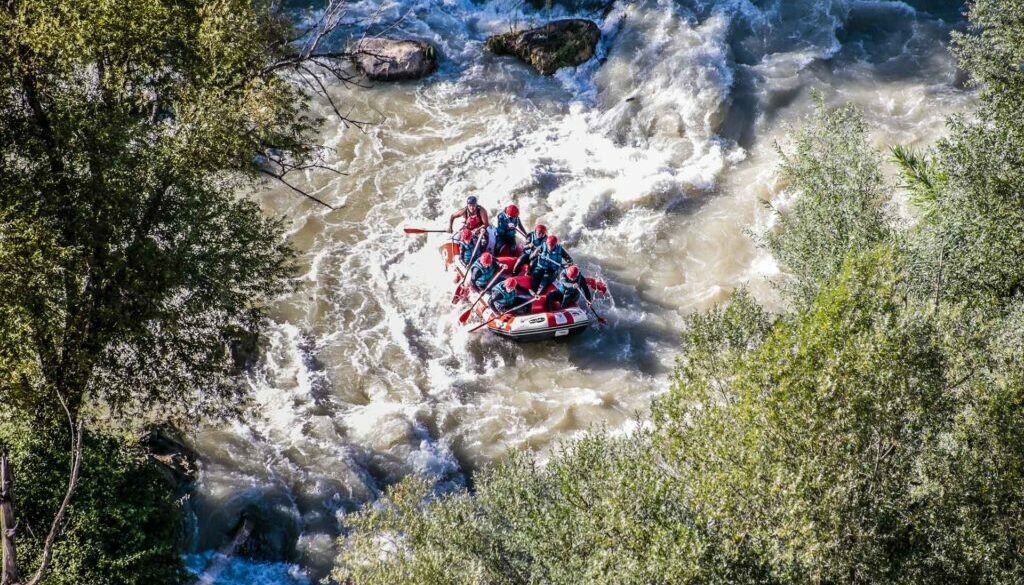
[581,295,607,326]
[404,227,449,234]
[469,295,540,333]
[451,232,484,304]
[562,269,608,326]
[458,267,507,324]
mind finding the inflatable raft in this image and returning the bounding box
[440,242,605,341]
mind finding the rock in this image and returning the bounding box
[525,0,613,11]
[486,19,601,75]
[352,38,438,81]
[224,325,261,374]
[203,491,302,562]
[137,424,199,489]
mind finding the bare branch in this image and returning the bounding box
[25,391,83,585]
[261,146,344,177]
[297,64,371,129]
[258,169,335,209]
[300,0,350,60]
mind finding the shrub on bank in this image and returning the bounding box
[0,417,187,585]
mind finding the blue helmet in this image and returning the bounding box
[467,195,478,205]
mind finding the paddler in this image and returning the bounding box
[529,235,573,296]
[448,195,489,234]
[469,252,505,290]
[493,204,527,256]
[455,227,483,264]
[491,277,530,314]
[511,223,547,274]
[546,264,592,310]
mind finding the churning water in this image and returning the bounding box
[184,0,973,581]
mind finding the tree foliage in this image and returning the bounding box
[0,415,187,585]
[765,99,894,304]
[0,0,325,423]
[0,0,356,582]
[335,435,728,585]
[910,0,1024,303]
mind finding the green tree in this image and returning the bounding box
[0,415,186,585]
[0,0,355,582]
[765,100,894,304]
[909,0,1024,303]
[658,250,953,583]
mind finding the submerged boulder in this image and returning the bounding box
[486,19,601,75]
[352,38,438,81]
[137,424,200,489]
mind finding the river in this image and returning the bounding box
[182,0,972,582]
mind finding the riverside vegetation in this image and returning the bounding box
[0,0,354,583]
[332,1,1024,584]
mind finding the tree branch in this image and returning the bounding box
[24,392,84,585]
[258,169,335,209]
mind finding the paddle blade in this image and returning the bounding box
[458,308,473,324]
[451,285,465,305]
[403,227,428,234]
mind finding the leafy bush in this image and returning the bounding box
[0,417,186,585]
[904,0,1024,303]
[765,99,894,304]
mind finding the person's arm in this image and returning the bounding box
[562,249,574,266]
[516,218,528,237]
[448,207,464,232]
[481,207,490,226]
[579,275,593,301]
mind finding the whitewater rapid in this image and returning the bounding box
[184,0,973,581]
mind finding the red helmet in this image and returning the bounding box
[505,204,519,218]
[460,228,472,243]
[566,265,579,280]
[546,235,558,248]
[479,252,494,267]
[504,277,518,289]
[535,224,547,235]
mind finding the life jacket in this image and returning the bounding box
[463,206,485,231]
[471,260,498,289]
[554,271,580,295]
[523,231,546,255]
[458,238,476,264]
[495,212,521,238]
[493,283,517,307]
[536,243,567,272]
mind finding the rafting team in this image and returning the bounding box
[448,195,593,315]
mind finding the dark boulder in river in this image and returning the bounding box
[352,38,438,81]
[138,424,199,489]
[486,19,601,75]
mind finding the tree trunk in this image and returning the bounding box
[0,450,19,585]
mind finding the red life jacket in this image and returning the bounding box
[463,206,484,231]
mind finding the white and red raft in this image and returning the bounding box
[440,242,607,342]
